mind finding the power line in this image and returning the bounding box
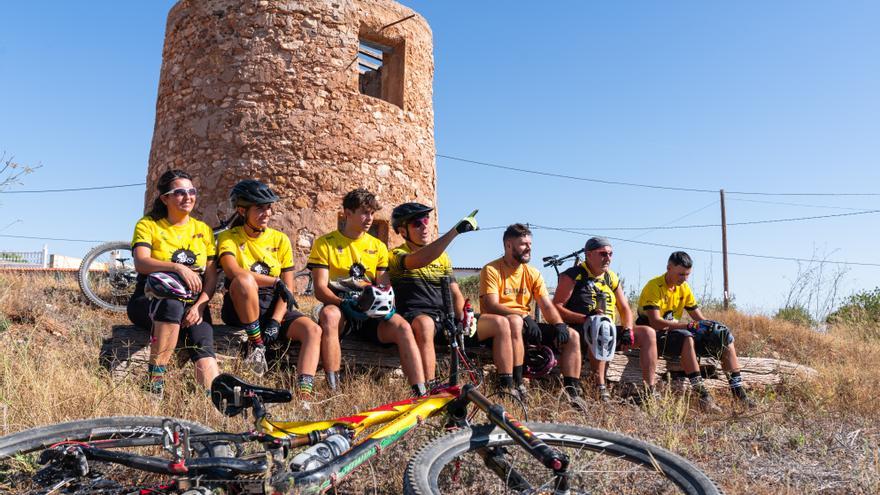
[630,201,718,240]
[530,224,880,267]
[438,154,880,197]
[0,234,107,243]
[0,183,146,194]
[545,208,880,231]
[438,154,718,193]
[728,198,872,211]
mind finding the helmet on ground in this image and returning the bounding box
[230,179,279,208]
[391,202,434,231]
[145,271,194,302]
[583,315,617,361]
[357,284,396,320]
[524,345,557,379]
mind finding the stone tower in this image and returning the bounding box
[145,0,435,266]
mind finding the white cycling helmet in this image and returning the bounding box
[144,271,194,302]
[583,315,617,361]
[357,284,396,320]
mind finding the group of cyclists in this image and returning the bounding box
[128,169,755,412]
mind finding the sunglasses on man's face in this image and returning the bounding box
[408,216,430,228]
[595,251,613,258]
[163,187,198,198]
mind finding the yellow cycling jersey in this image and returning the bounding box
[637,274,699,322]
[306,230,389,282]
[388,244,455,314]
[131,215,215,272]
[217,226,294,278]
[480,257,549,315]
[560,263,621,323]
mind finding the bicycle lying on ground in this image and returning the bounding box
[2,278,720,494]
[77,215,315,312]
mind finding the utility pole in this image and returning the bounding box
[720,189,730,310]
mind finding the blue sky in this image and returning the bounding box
[1,1,878,314]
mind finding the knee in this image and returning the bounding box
[565,329,580,354]
[319,304,341,326]
[301,320,322,341]
[229,272,258,295]
[638,326,656,347]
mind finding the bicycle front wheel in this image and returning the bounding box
[0,416,225,492]
[0,416,219,458]
[403,422,721,495]
[78,241,137,312]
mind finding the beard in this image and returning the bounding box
[513,250,531,264]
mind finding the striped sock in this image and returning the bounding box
[244,320,263,347]
[147,364,166,393]
[298,374,315,396]
[728,371,747,399]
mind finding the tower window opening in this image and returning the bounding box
[358,38,404,109]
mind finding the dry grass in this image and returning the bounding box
[0,272,878,494]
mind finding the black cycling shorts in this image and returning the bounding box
[127,294,215,362]
[220,290,307,336]
[537,322,563,347]
[656,329,726,359]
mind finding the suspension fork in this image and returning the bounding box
[456,384,571,492]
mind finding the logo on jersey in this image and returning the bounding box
[349,262,366,279]
[171,249,197,266]
[250,261,271,275]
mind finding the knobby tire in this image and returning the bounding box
[403,421,721,495]
[77,241,135,312]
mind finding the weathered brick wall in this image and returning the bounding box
[145,0,435,266]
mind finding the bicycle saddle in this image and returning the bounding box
[210,373,292,417]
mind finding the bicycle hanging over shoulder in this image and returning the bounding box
[1,277,721,495]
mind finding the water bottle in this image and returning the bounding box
[462,299,476,337]
[290,434,351,472]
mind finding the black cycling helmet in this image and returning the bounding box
[230,179,279,208]
[391,202,434,231]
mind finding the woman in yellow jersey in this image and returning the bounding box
[217,180,321,397]
[127,170,220,397]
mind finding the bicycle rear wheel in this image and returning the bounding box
[403,422,721,495]
[78,241,137,312]
[0,416,223,493]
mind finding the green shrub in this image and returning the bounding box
[775,305,815,327]
[457,275,479,301]
[828,288,880,324]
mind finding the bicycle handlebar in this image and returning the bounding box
[542,248,584,268]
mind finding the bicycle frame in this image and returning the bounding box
[265,388,459,493]
[260,383,568,494]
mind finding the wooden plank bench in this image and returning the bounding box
[100,326,816,390]
[99,325,493,380]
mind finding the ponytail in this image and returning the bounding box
[148,169,192,220]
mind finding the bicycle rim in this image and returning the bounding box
[0,416,221,493]
[403,422,721,495]
[78,241,137,312]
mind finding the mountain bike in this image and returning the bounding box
[1,278,721,494]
